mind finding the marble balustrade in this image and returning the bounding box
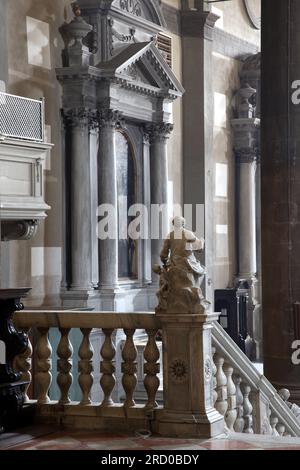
[11,310,300,438]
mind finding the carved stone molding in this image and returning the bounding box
[146,122,174,143]
[181,11,219,40]
[1,221,39,241]
[205,357,213,383]
[242,52,261,74]
[119,0,142,17]
[169,358,188,384]
[235,148,258,164]
[243,0,261,30]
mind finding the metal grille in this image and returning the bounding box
[0,92,44,142]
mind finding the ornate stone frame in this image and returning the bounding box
[243,0,261,30]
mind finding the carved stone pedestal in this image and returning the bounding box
[157,313,224,438]
[0,289,30,431]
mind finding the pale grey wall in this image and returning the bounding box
[0,0,8,87]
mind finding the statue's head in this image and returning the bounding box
[278,388,290,402]
[71,2,81,17]
[172,216,185,229]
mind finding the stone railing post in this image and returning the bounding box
[157,312,224,438]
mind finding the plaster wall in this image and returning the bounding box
[212,0,260,47]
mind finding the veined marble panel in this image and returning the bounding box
[0,160,31,196]
[26,17,51,70]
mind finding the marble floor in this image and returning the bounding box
[2,427,300,451]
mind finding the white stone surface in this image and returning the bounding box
[31,247,62,278]
[214,92,227,128]
[215,163,228,198]
[0,160,31,196]
[211,6,224,30]
[216,225,229,259]
[26,17,51,70]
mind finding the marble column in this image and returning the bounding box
[65,108,95,292]
[98,110,122,290]
[148,123,173,271]
[262,0,300,403]
[232,80,261,359]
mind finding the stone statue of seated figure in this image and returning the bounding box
[153,216,210,314]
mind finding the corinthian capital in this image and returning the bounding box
[98,109,124,129]
[236,148,258,164]
[62,107,95,130]
[146,123,174,143]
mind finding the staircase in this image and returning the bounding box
[212,321,300,437]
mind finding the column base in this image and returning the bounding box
[99,286,153,311]
[60,289,101,310]
[158,408,225,439]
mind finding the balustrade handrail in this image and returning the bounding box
[212,320,300,436]
[14,310,161,330]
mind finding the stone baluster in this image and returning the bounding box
[36,328,52,405]
[241,382,253,433]
[211,347,218,407]
[14,328,32,402]
[57,328,73,405]
[144,329,160,410]
[100,329,116,407]
[270,413,279,436]
[223,363,237,431]
[233,375,245,433]
[214,353,228,417]
[276,422,286,437]
[78,328,94,405]
[122,329,137,408]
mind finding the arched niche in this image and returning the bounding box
[116,130,138,280]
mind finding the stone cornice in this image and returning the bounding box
[213,28,259,60]
[181,11,219,40]
[57,65,182,102]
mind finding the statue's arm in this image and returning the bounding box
[160,238,170,263]
[193,237,205,251]
[184,230,205,251]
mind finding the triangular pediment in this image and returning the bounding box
[98,42,184,99]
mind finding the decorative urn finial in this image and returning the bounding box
[59,2,93,67]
